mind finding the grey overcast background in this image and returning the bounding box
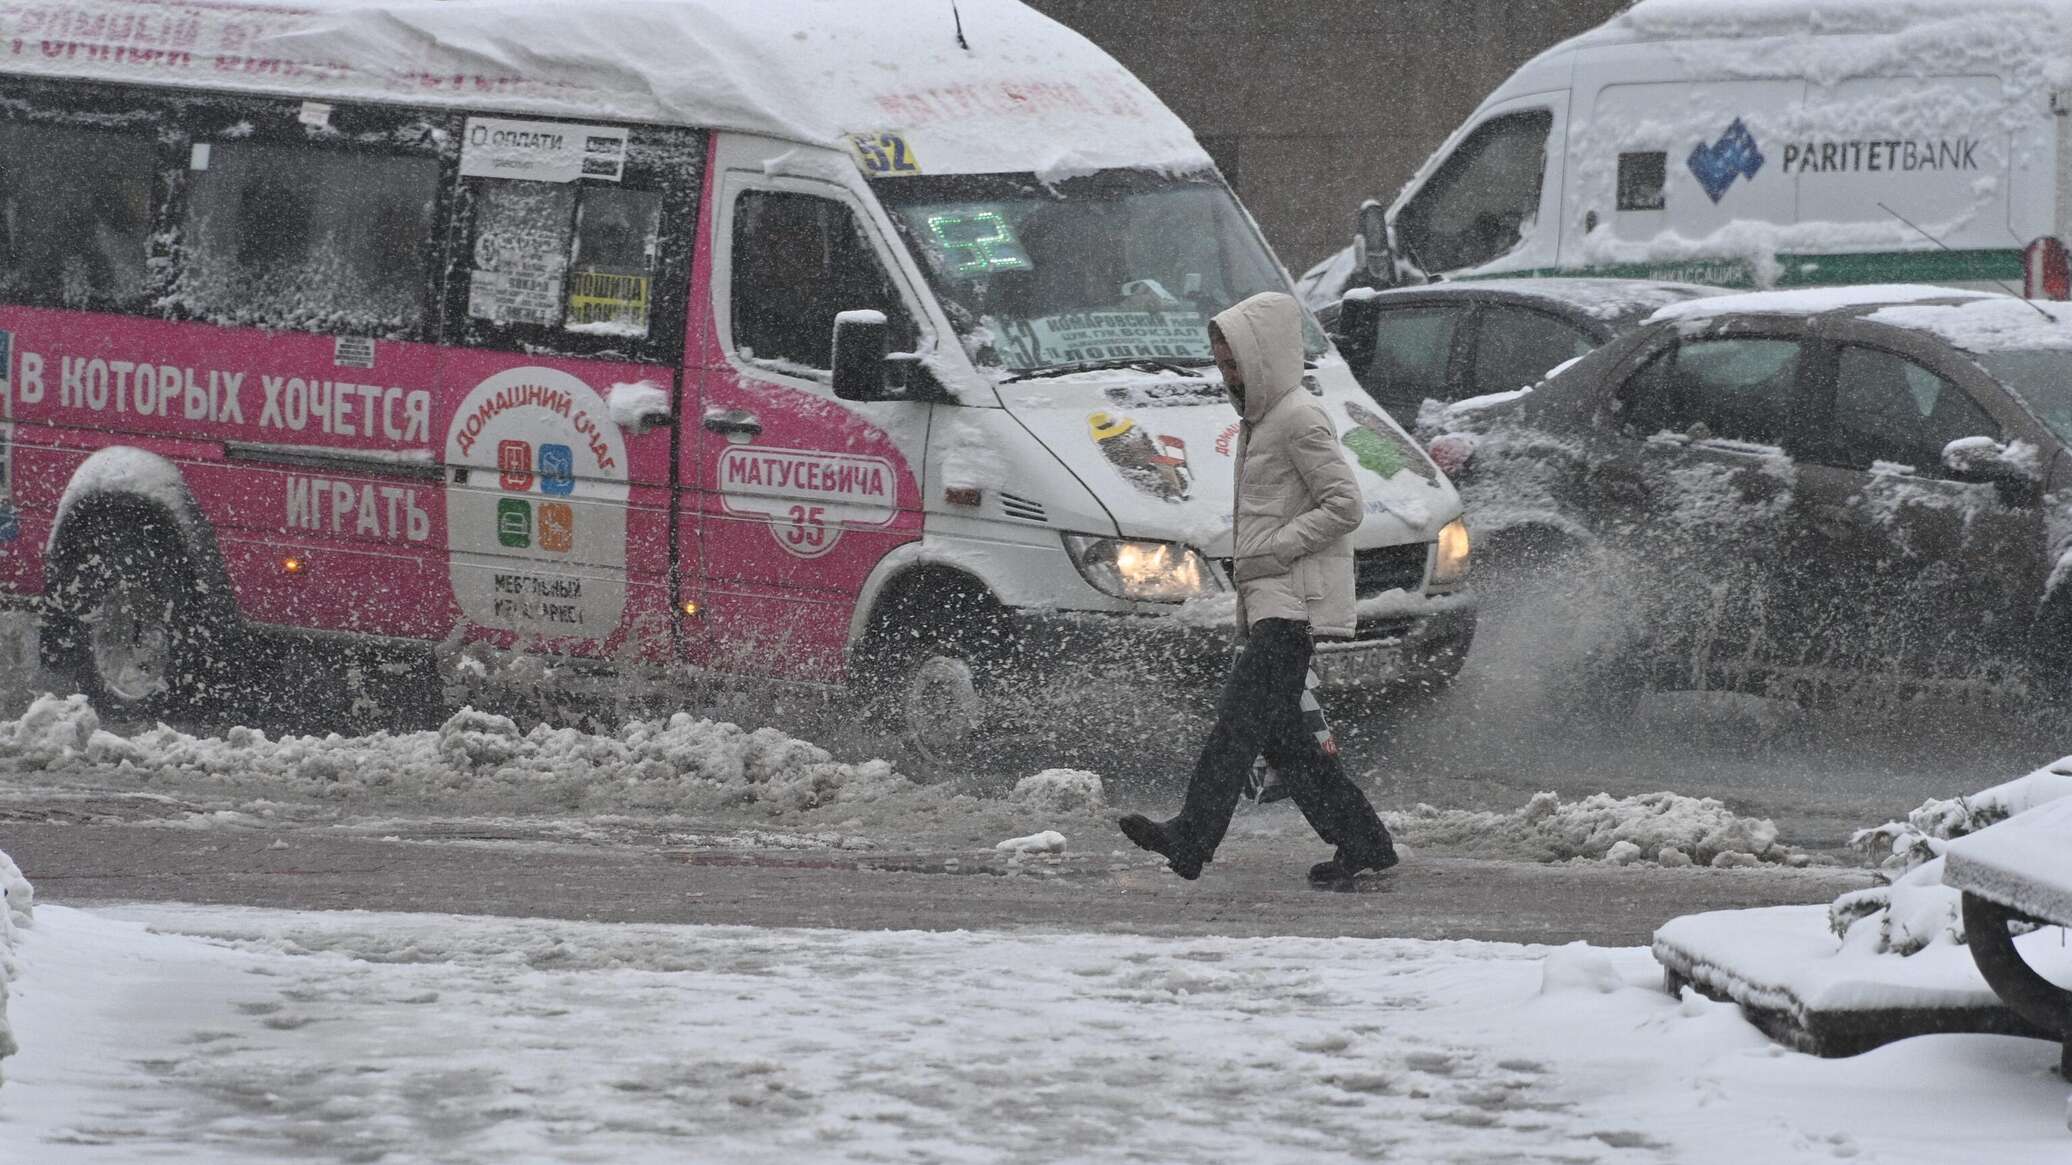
[1029,0,1629,270]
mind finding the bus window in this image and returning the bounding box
[0,121,155,309]
[731,189,915,374]
[176,142,441,336]
[468,182,664,339]
[468,181,578,329]
[567,188,662,338]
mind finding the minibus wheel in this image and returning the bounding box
[45,521,217,720]
[902,653,984,765]
[856,571,1012,774]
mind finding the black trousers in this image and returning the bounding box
[1172,618,1395,862]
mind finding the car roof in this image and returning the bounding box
[1359,277,1732,324]
[1648,285,2072,354]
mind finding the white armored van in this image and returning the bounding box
[1303,0,2072,305]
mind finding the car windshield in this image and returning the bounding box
[1973,349,2072,443]
[875,169,1325,374]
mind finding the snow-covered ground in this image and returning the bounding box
[0,695,1821,868]
[1,899,2065,1163]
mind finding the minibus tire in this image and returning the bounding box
[855,574,1011,776]
[44,522,219,721]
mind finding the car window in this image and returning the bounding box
[731,189,916,376]
[1363,306,1463,405]
[1620,337,1803,446]
[1471,306,1596,396]
[1393,109,1552,274]
[1827,345,1999,473]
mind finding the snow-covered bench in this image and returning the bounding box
[1943,796,2072,1078]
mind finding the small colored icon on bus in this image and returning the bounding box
[498,440,534,491]
[539,502,574,552]
[539,443,575,496]
[497,498,532,548]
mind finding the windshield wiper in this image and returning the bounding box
[1004,358,1207,383]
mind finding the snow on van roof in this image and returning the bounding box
[1647,283,1995,323]
[1574,0,2072,45]
[1539,0,2072,86]
[0,0,1211,179]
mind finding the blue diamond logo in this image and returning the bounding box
[1688,118,1765,204]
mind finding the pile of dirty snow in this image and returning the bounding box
[0,847,31,1079]
[0,695,914,820]
[1009,769,1105,815]
[1831,758,2072,955]
[1386,790,1807,868]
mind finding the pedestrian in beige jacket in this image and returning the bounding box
[1119,291,1398,885]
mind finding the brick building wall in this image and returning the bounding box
[1027,1,1629,272]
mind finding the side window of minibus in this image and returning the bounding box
[0,118,158,310]
[466,183,666,337]
[730,190,917,375]
[174,128,444,337]
[454,123,699,359]
[1393,109,1553,275]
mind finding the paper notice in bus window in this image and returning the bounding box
[470,183,576,327]
[462,117,628,184]
[566,271,651,335]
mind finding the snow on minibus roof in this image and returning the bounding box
[0,0,1211,179]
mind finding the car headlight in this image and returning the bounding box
[1432,518,1471,588]
[1063,535,1220,603]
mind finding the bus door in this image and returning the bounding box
[691,139,932,681]
[437,117,705,666]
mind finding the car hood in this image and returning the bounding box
[995,367,1460,555]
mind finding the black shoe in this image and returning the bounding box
[1307,845,1400,886]
[1118,814,1205,880]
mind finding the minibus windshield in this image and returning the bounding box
[877,169,1324,375]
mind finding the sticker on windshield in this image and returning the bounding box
[848,132,922,177]
[1344,401,1440,485]
[1090,411,1192,502]
[1008,311,1208,368]
[925,210,1032,275]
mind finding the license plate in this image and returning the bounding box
[1313,644,1403,690]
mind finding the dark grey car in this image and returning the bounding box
[1423,287,2072,707]
[1320,278,1727,428]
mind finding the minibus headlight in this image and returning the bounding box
[1063,535,1219,603]
[1432,518,1471,588]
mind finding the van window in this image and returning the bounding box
[1829,346,1998,473]
[468,181,665,339]
[731,190,915,375]
[0,121,156,309]
[177,142,441,336]
[1394,109,1552,275]
[1621,337,1803,446]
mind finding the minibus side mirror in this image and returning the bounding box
[1354,200,1401,291]
[833,310,892,402]
[1332,289,1382,377]
[833,310,946,403]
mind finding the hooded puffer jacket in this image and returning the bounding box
[1215,292,1364,640]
